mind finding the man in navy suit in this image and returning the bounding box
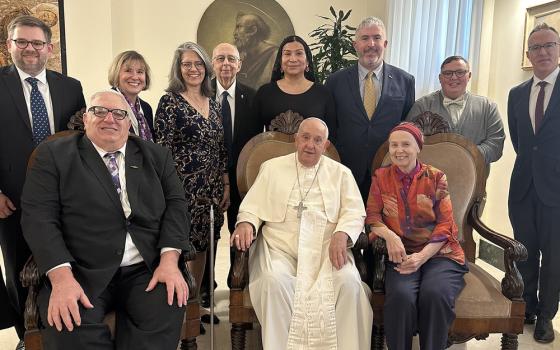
[508,22,560,344]
[200,43,260,314]
[325,16,415,201]
[21,90,190,350]
[0,15,85,349]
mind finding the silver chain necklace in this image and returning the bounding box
[294,153,321,218]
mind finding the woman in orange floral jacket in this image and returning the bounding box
[366,122,468,350]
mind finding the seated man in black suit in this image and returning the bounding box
[20,90,191,350]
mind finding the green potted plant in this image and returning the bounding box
[309,7,357,83]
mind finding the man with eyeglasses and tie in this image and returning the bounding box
[508,22,560,344]
[198,43,260,318]
[0,15,85,350]
[20,90,191,350]
[406,55,505,165]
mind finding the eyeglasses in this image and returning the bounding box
[181,61,205,70]
[213,55,240,63]
[88,106,128,120]
[11,39,48,50]
[528,42,559,53]
[441,70,469,79]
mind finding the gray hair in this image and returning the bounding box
[529,22,559,39]
[297,117,329,140]
[7,15,52,43]
[166,42,214,97]
[355,17,386,40]
[89,90,129,116]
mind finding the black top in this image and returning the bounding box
[254,82,336,130]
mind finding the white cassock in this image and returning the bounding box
[237,153,373,350]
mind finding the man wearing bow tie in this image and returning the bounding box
[406,56,505,164]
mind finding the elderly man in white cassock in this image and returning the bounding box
[231,117,373,349]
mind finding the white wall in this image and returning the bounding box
[63,0,385,106]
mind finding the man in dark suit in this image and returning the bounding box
[21,90,191,350]
[508,22,560,344]
[199,43,259,313]
[0,15,85,348]
[325,16,415,201]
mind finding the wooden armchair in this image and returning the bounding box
[20,130,201,350]
[370,113,527,350]
[228,112,370,349]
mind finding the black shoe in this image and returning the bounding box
[199,323,206,335]
[524,313,537,324]
[201,314,220,324]
[200,292,210,308]
[15,340,25,350]
[534,317,555,343]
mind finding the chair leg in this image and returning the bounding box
[372,324,385,350]
[180,337,197,350]
[501,333,518,350]
[231,323,247,350]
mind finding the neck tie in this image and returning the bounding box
[125,96,152,142]
[104,152,122,195]
[26,77,51,145]
[363,71,377,119]
[221,91,233,168]
[535,81,547,133]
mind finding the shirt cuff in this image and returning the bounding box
[46,262,72,276]
[161,247,181,255]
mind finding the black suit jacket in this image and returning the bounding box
[211,79,260,231]
[325,63,415,187]
[508,76,560,207]
[0,65,85,208]
[21,133,190,299]
[139,97,155,138]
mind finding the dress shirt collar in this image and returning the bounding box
[532,66,560,89]
[358,61,383,81]
[216,79,236,99]
[16,66,47,85]
[394,161,421,182]
[90,139,127,158]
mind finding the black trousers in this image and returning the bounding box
[0,211,29,338]
[38,263,185,350]
[384,258,467,350]
[509,183,560,320]
[0,265,15,329]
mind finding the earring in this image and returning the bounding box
[305,65,309,72]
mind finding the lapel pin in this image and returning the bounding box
[129,165,139,169]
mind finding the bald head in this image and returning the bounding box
[212,42,242,89]
[298,117,329,140]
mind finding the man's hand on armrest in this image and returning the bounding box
[146,250,188,307]
[329,231,349,270]
[47,266,93,332]
[230,222,254,252]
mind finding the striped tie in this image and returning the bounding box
[363,71,377,119]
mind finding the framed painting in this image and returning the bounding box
[523,0,560,70]
[0,0,66,74]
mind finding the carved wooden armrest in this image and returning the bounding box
[468,199,528,301]
[230,249,250,290]
[350,232,370,282]
[20,256,41,330]
[372,238,388,293]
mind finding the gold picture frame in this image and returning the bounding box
[523,0,560,70]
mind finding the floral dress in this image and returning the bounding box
[155,92,227,252]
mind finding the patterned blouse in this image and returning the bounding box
[366,162,465,265]
[154,92,227,252]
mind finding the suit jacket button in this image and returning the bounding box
[116,249,123,255]
[533,146,538,151]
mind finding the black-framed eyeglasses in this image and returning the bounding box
[213,55,240,63]
[11,39,48,50]
[88,106,128,120]
[528,42,559,53]
[441,70,469,79]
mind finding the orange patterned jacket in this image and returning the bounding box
[366,162,465,265]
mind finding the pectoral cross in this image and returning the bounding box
[295,201,307,218]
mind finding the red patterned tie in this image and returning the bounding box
[535,81,547,133]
